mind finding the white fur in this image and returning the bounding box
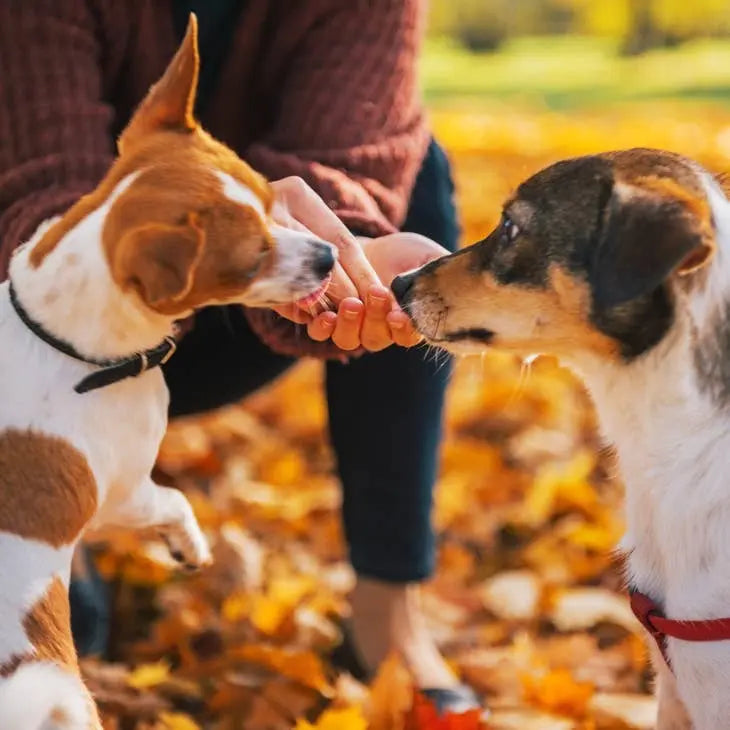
[0,662,94,730]
[9,173,173,360]
[0,535,73,666]
[0,175,212,728]
[216,170,266,217]
[1,160,333,729]
[564,174,730,728]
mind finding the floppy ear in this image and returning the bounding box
[591,180,715,308]
[118,13,200,151]
[114,215,204,309]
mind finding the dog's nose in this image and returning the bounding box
[391,272,415,305]
[311,242,336,279]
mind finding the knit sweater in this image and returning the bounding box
[0,0,429,357]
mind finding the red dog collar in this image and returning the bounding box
[630,589,730,666]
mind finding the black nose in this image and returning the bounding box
[312,242,336,279]
[391,272,415,305]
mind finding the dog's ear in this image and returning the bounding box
[114,214,204,309]
[591,177,715,308]
[118,13,200,151]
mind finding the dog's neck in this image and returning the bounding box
[8,175,175,361]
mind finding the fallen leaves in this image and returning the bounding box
[522,669,595,719]
[128,662,172,690]
[231,645,332,695]
[159,713,202,730]
[404,694,483,730]
[295,707,368,730]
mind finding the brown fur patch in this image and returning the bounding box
[634,174,712,225]
[0,429,97,547]
[607,148,705,195]
[24,577,77,670]
[0,581,101,727]
[0,654,25,678]
[470,267,619,358]
[28,13,272,285]
[102,158,273,314]
[421,248,619,359]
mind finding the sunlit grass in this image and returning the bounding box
[422,35,730,107]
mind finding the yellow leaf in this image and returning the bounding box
[269,574,316,606]
[127,661,170,690]
[159,712,201,730]
[295,707,368,730]
[523,451,596,526]
[221,591,250,623]
[523,669,594,718]
[250,593,291,636]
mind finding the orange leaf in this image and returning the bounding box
[522,669,594,718]
[295,707,367,730]
[158,713,201,730]
[368,653,413,730]
[405,692,484,730]
[232,644,332,695]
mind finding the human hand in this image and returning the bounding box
[267,178,449,351]
[269,176,378,304]
[280,232,449,352]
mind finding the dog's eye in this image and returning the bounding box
[501,215,520,243]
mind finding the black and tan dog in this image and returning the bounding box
[393,149,730,730]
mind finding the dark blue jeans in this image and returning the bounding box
[70,139,459,652]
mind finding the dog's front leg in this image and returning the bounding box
[110,478,211,570]
[654,656,693,730]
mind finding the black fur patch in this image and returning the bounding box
[468,152,701,359]
[694,301,730,406]
[444,328,494,344]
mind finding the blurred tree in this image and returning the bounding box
[428,0,730,52]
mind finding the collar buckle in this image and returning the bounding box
[160,336,177,364]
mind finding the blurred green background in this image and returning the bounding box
[424,0,730,108]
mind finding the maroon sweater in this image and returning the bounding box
[0,0,428,357]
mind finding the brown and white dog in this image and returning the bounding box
[393,148,730,729]
[0,16,334,730]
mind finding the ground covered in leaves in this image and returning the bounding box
[87,102,730,729]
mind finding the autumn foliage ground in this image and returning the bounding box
[86,100,730,730]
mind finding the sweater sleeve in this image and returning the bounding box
[245,0,428,236]
[0,1,116,280]
[244,0,429,358]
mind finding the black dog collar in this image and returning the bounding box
[9,281,177,394]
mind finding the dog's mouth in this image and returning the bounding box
[438,328,495,345]
[294,272,332,309]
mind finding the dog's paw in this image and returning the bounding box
[161,523,212,571]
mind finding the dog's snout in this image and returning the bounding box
[391,272,415,305]
[311,242,336,279]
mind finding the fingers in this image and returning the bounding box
[271,177,381,298]
[307,311,337,341]
[331,298,364,351]
[387,309,422,347]
[325,262,358,302]
[278,292,421,350]
[359,286,394,352]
